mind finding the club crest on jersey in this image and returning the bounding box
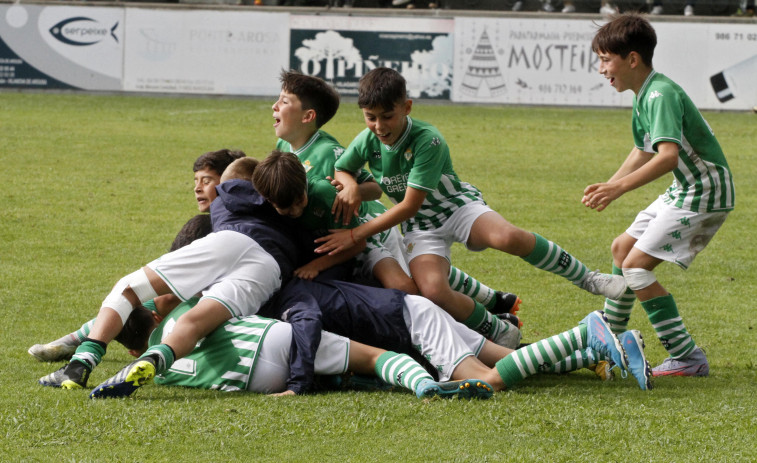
[404,149,413,161]
[302,160,313,173]
[649,90,662,100]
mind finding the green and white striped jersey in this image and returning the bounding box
[633,71,735,213]
[276,130,373,184]
[151,299,278,391]
[336,117,484,234]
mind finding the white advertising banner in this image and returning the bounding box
[654,22,757,111]
[290,15,454,100]
[0,4,123,90]
[453,17,757,110]
[123,9,289,95]
[453,18,629,107]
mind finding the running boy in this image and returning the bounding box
[583,13,734,376]
[272,69,520,315]
[318,67,626,340]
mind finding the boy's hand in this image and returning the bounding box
[314,229,355,255]
[582,182,623,211]
[332,182,361,226]
[294,263,320,281]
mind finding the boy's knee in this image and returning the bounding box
[611,234,634,261]
[622,268,657,291]
[381,275,419,295]
[416,282,451,305]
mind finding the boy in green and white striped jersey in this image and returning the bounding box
[317,67,627,346]
[585,13,734,377]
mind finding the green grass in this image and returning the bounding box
[1,92,756,462]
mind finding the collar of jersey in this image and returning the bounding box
[295,131,321,155]
[636,69,657,100]
[383,116,413,151]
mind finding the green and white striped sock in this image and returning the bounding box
[548,348,600,373]
[521,233,589,284]
[70,338,107,371]
[374,351,433,393]
[603,264,635,334]
[496,325,587,388]
[462,301,511,340]
[448,266,497,309]
[141,344,176,375]
[642,294,696,359]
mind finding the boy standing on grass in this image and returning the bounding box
[272,69,521,316]
[583,13,734,377]
[317,67,627,344]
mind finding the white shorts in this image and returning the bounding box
[147,230,281,318]
[247,322,351,394]
[403,202,493,263]
[354,225,411,280]
[402,294,485,381]
[627,196,729,269]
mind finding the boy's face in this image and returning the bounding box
[597,50,635,93]
[272,90,310,143]
[361,99,412,147]
[194,167,221,213]
[272,193,308,219]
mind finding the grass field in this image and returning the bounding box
[1,91,755,462]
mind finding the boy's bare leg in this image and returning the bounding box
[410,255,520,349]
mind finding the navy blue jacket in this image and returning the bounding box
[210,179,319,394]
[262,279,416,383]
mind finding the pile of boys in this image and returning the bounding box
[31,13,733,400]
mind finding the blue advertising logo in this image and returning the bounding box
[49,17,119,46]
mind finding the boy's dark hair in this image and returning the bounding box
[591,13,657,68]
[169,214,213,252]
[252,150,307,209]
[358,67,407,112]
[280,70,340,128]
[193,149,247,175]
[114,305,155,351]
[220,157,259,183]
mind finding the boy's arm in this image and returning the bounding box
[295,239,367,280]
[262,288,323,395]
[357,180,383,201]
[583,143,678,212]
[331,170,363,225]
[315,186,427,255]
